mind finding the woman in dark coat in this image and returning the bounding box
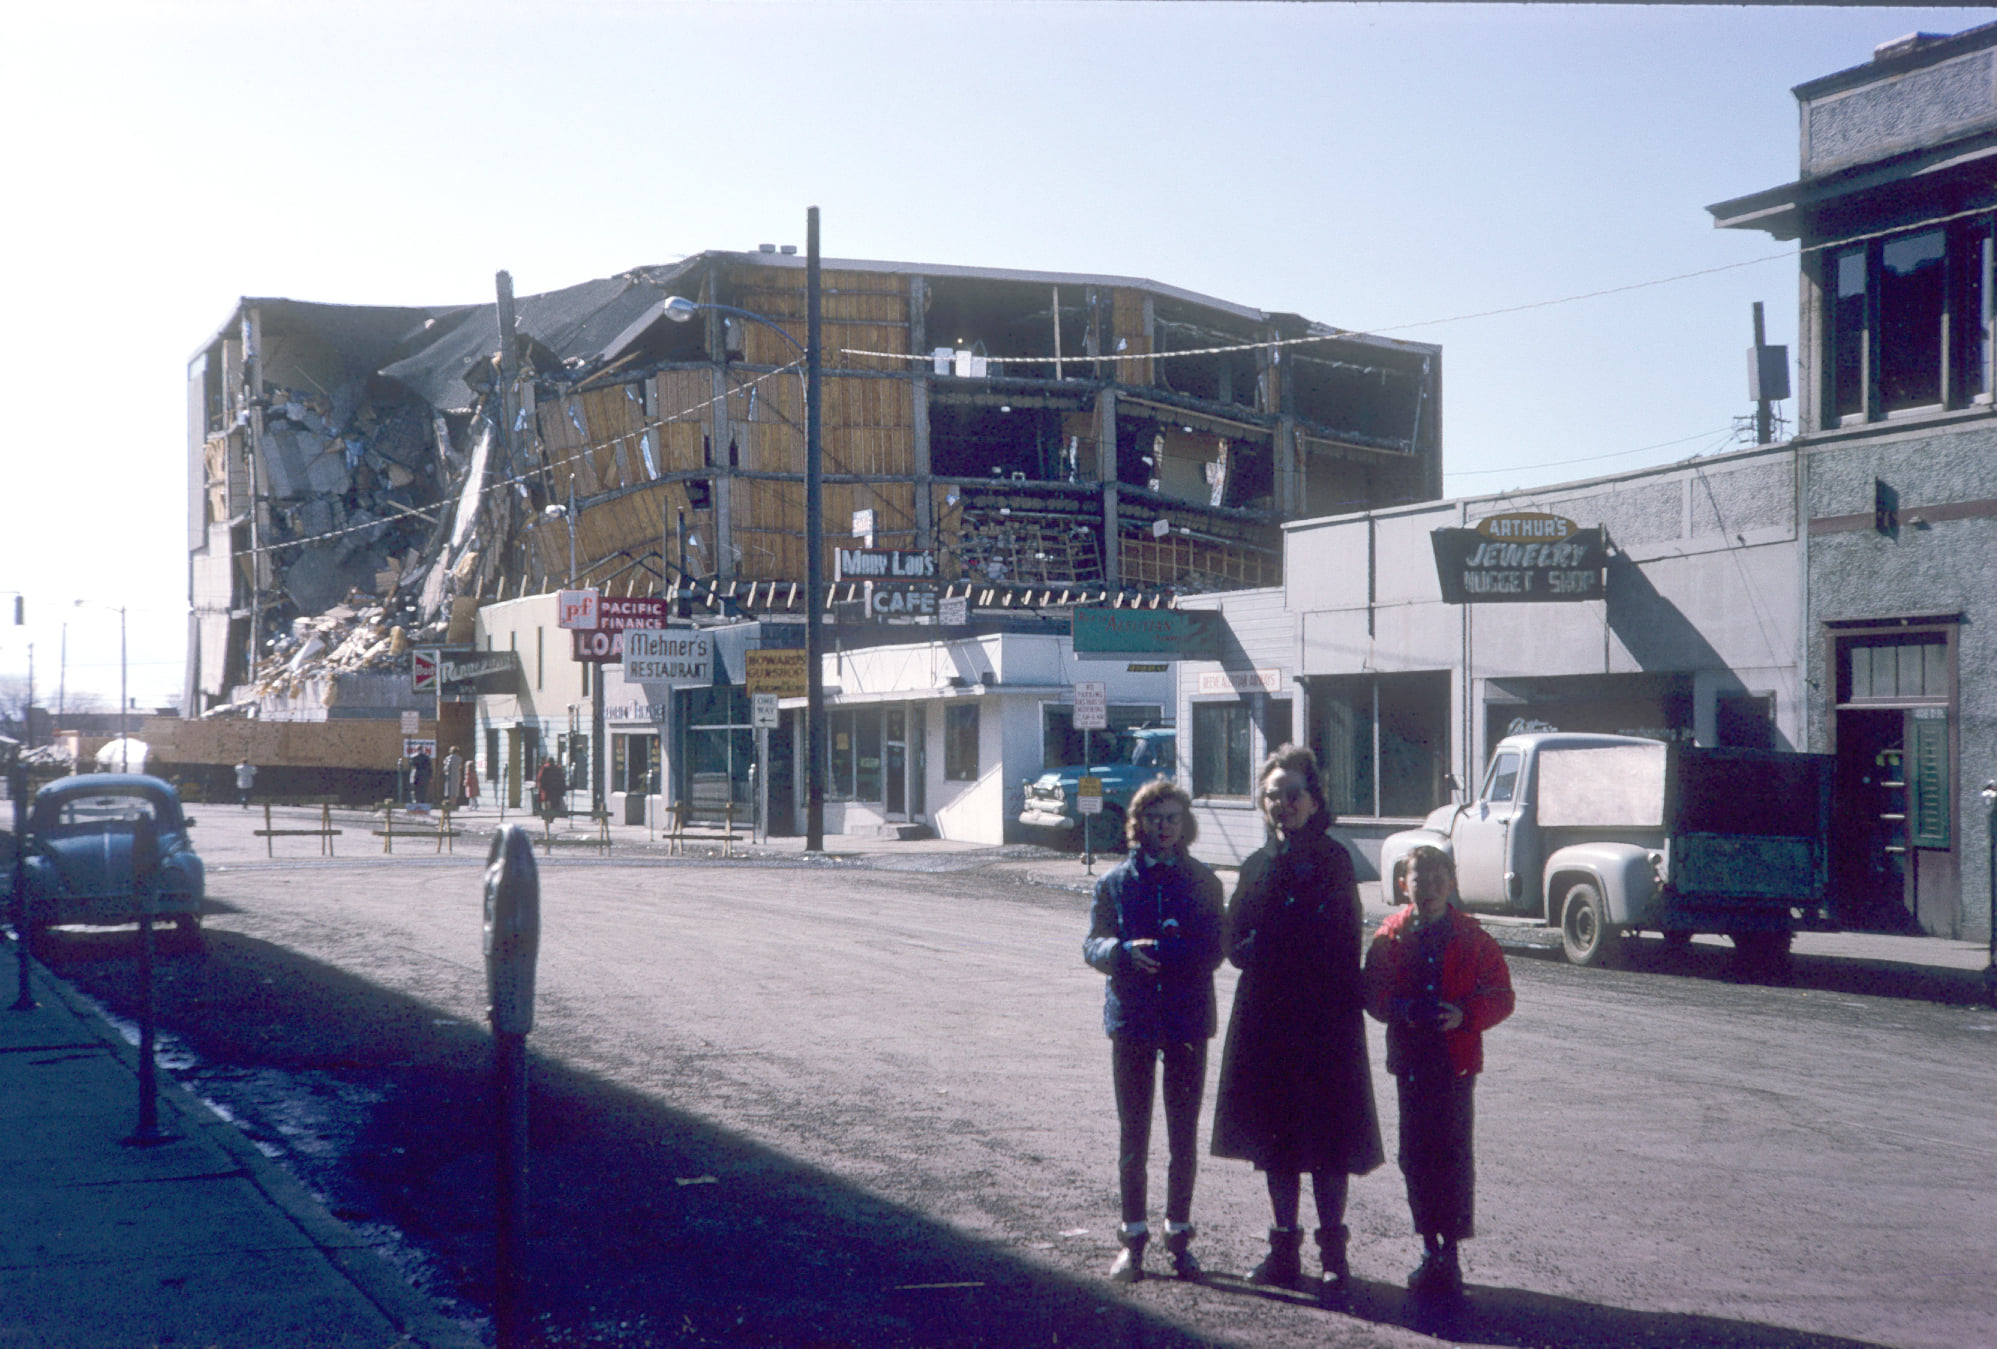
[1211,744,1383,1295]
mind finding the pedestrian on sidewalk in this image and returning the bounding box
[1083,778,1225,1283]
[409,746,433,810]
[1210,744,1382,1299]
[461,755,481,811]
[234,759,257,809]
[441,747,463,809]
[1364,844,1515,1302]
[536,755,565,823]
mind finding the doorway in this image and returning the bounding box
[885,706,907,820]
[1833,709,1915,931]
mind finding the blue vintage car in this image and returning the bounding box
[14,774,205,941]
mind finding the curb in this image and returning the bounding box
[27,956,486,1349]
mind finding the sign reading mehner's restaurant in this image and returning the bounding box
[1430,512,1605,604]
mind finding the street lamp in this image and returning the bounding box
[662,205,826,852]
[74,600,128,772]
[541,473,577,584]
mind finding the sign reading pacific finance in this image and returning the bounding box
[621,629,712,684]
[571,597,672,662]
[557,588,600,629]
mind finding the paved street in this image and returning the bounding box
[37,808,1997,1349]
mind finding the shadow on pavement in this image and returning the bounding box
[41,927,1240,1348]
[1505,935,1985,1006]
[1345,1280,1889,1348]
[43,927,1895,1349]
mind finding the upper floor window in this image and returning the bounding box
[1827,218,1992,423]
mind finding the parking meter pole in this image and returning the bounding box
[485,826,541,1349]
[1982,782,1997,1007]
[125,816,176,1147]
[1082,727,1093,875]
[10,765,33,1012]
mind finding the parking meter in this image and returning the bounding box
[484,826,540,1034]
[132,814,158,905]
[483,824,539,1346]
[126,813,175,1145]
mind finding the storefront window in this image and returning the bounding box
[1312,672,1449,818]
[827,707,883,802]
[945,704,979,781]
[612,734,654,794]
[682,687,751,813]
[1041,703,1163,769]
[1192,702,1253,797]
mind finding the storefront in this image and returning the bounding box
[1183,446,1807,872]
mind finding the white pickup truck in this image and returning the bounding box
[1379,732,1835,967]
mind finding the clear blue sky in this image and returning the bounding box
[2,1,1985,709]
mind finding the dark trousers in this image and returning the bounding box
[1112,1038,1207,1226]
[1396,1070,1477,1241]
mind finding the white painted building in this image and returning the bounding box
[472,594,1174,844]
[1179,444,1805,875]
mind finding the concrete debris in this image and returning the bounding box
[256,385,452,622]
[240,593,446,706]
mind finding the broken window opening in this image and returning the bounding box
[930,403,1093,483]
[1152,304,1265,411]
[923,277,1091,381]
[1114,414,1272,511]
[949,484,1105,588]
[1288,349,1426,451]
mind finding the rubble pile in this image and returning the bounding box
[257,386,462,619]
[235,595,443,706]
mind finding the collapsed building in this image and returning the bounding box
[184,249,1442,805]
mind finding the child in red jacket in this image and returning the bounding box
[1364,845,1514,1300]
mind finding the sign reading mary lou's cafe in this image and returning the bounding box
[1430,513,1605,603]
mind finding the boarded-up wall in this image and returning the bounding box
[138,715,435,770]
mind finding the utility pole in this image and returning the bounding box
[805,207,826,853]
[1749,302,1788,446]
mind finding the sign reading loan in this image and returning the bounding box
[1431,513,1605,604]
[622,630,712,684]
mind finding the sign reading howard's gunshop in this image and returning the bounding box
[1430,513,1605,604]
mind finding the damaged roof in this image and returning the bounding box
[215,250,1417,424]
[379,268,698,412]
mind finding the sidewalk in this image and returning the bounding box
[0,949,480,1349]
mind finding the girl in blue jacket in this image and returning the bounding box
[1083,777,1225,1282]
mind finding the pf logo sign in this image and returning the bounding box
[411,648,441,693]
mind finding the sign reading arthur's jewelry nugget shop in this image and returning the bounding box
[1431,513,1605,604]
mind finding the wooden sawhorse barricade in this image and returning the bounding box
[539,811,612,856]
[662,800,740,857]
[252,803,343,858]
[373,805,463,854]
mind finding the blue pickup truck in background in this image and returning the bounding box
[1018,726,1177,853]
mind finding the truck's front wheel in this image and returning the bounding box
[1560,882,1622,968]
